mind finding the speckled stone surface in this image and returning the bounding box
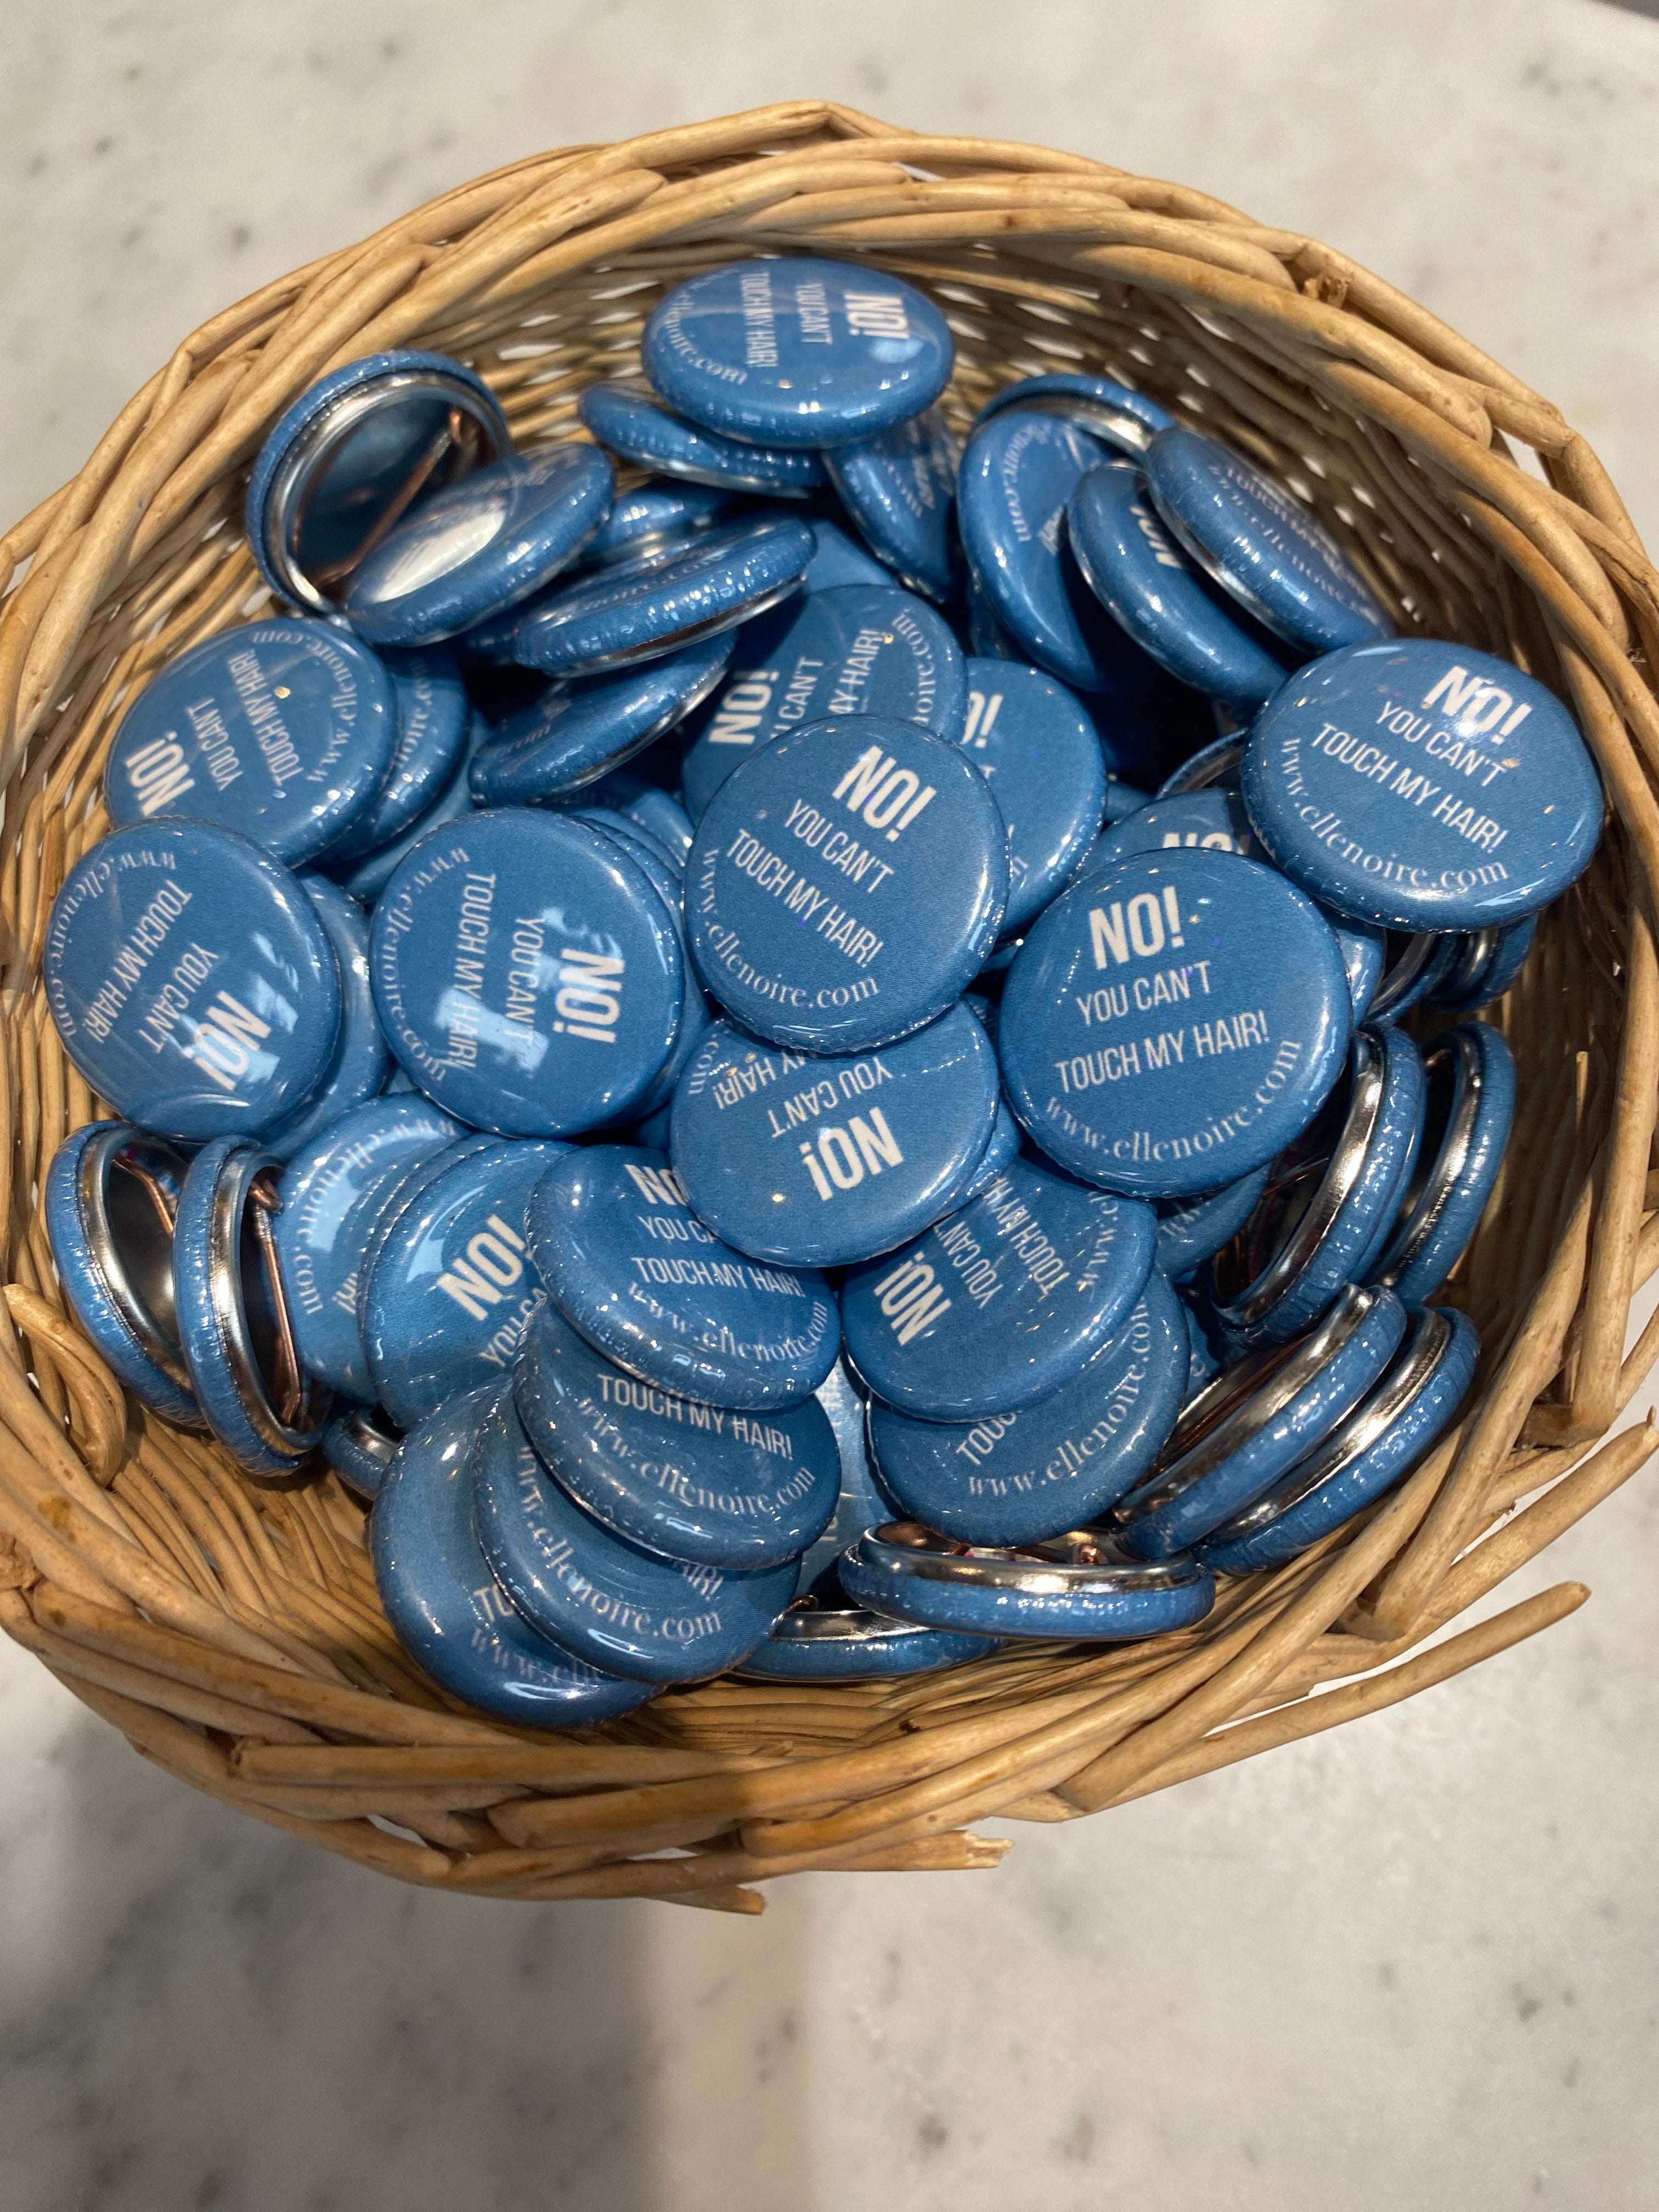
[5,6,1659,2207]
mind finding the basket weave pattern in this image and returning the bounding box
[2,103,1656,1914]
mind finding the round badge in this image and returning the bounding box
[46,1122,204,1426]
[245,351,511,617]
[961,1096,1022,1201]
[1143,426,1392,652]
[839,1523,1215,1642]
[527,1144,840,1410]
[581,476,736,566]
[1113,1280,1407,1556]
[686,716,1008,1052]
[792,1358,900,1597]
[1182,1293,1227,1393]
[1153,1164,1272,1280]
[273,1093,461,1398]
[642,258,953,449]
[998,848,1351,1197]
[261,875,390,1160]
[679,584,967,819]
[974,373,1175,455]
[577,382,827,498]
[669,1004,1000,1268]
[46,820,342,1143]
[839,1150,1156,1420]
[1368,1021,1515,1307]
[469,634,733,806]
[471,1390,799,1683]
[625,789,695,872]
[1242,639,1604,930]
[371,1385,654,1725]
[1435,913,1537,1011]
[958,411,1171,699]
[171,1137,330,1476]
[867,1265,1188,1546]
[1212,1023,1426,1346]
[966,563,1025,662]
[362,1136,569,1426]
[804,517,896,593]
[1198,1306,1476,1575]
[104,619,398,867]
[340,443,615,648]
[738,1592,995,1680]
[480,517,814,679]
[369,809,683,1135]
[822,406,958,602]
[568,814,707,1125]
[956,660,1108,937]
[1066,464,1296,704]
[512,1305,840,1571]
[353,1133,501,1334]
[324,646,470,862]
[325,716,483,907]
[323,1403,402,1502]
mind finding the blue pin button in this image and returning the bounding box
[578,382,827,498]
[792,1358,900,1597]
[822,407,958,603]
[1154,1164,1272,1279]
[528,1144,840,1410]
[1066,465,1297,705]
[961,1095,1022,1200]
[512,1305,839,1570]
[1212,1024,1426,1347]
[642,258,953,449]
[469,635,733,806]
[362,1137,569,1426]
[1198,1306,1478,1573]
[354,1133,501,1334]
[1114,1280,1406,1556]
[566,814,708,1126]
[372,1385,654,1725]
[580,476,736,566]
[340,443,615,648]
[46,1122,204,1426]
[1156,732,1244,796]
[867,1265,1188,1546]
[46,821,342,1143]
[840,1150,1156,1420]
[686,716,1007,1053]
[738,1592,995,1680]
[104,619,398,867]
[1144,427,1391,653]
[1242,639,1604,930]
[1368,1021,1514,1307]
[958,412,1170,700]
[669,1005,1000,1269]
[1435,915,1537,1012]
[679,584,967,819]
[273,1094,462,1398]
[1181,1291,1227,1392]
[261,876,391,1160]
[478,518,814,680]
[998,848,1351,1198]
[839,1523,1214,1642]
[974,374,1175,456]
[370,809,683,1136]
[326,715,483,906]
[245,351,512,617]
[956,661,1108,936]
[804,516,897,592]
[625,788,695,871]
[324,647,470,862]
[172,1137,330,1476]
[471,1390,800,1682]
[323,1403,402,1502]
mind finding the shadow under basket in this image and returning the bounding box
[3,103,1658,1916]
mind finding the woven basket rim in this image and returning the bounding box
[2,100,1656,1914]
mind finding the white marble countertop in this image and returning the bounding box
[4,4,1659,2206]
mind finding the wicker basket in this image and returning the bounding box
[2,101,1656,1916]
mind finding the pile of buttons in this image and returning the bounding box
[41,257,1604,1727]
